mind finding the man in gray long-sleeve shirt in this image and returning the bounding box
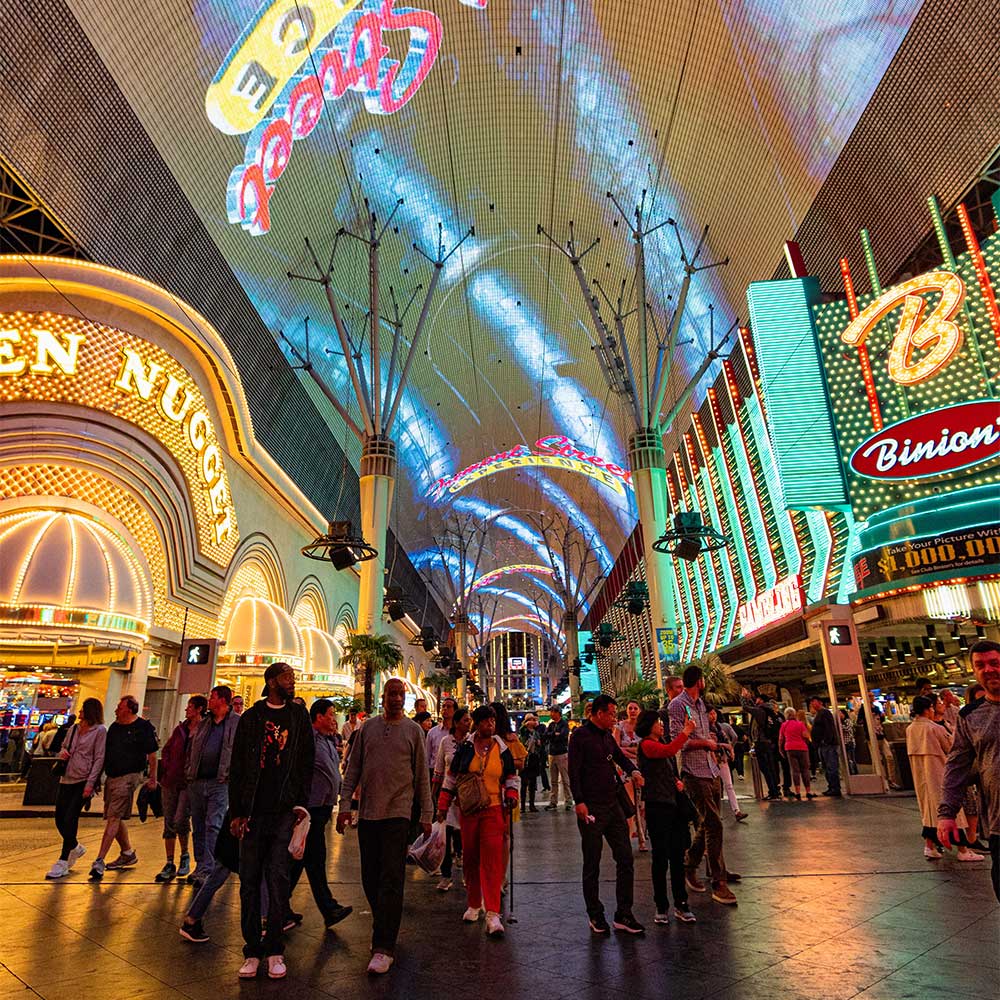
[336,677,432,975]
[285,699,353,931]
[938,640,1000,901]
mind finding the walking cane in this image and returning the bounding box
[506,806,517,923]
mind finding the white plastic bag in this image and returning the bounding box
[288,809,311,860]
[407,821,446,874]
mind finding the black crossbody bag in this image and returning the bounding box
[606,754,637,819]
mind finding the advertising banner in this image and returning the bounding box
[853,523,1000,594]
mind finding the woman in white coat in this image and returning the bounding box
[433,708,471,892]
[906,695,982,862]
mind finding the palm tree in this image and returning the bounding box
[614,677,663,710]
[673,653,741,707]
[340,633,403,712]
[422,670,454,712]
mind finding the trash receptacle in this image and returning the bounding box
[750,752,765,800]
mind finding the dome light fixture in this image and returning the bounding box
[301,520,378,570]
[652,511,730,561]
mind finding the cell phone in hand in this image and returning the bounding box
[684,705,694,720]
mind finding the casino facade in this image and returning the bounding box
[0,256,436,741]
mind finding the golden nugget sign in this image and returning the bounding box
[0,316,237,553]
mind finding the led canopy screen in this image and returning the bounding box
[60,0,921,628]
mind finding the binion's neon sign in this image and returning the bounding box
[840,270,967,386]
[428,435,633,502]
[209,0,488,236]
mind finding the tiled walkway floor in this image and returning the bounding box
[0,788,996,1000]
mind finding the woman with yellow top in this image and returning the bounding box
[437,705,520,938]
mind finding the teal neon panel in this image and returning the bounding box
[746,394,802,575]
[746,278,849,510]
[726,424,777,588]
[804,509,833,603]
[698,465,738,647]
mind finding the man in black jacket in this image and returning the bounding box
[809,697,842,797]
[229,662,314,980]
[741,689,782,799]
[568,694,645,935]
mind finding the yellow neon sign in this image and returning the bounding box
[840,270,966,386]
[206,0,363,135]
[0,314,238,558]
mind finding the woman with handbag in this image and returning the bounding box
[636,709,697,925]
[615,700,649,851]
[46,698,106,879]
[437,705,520,938]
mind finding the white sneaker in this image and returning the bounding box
[367,952,393,975]
[924,845,943,860]
[957,849,984,862]
[462,906,483,922]
[437,878,453,892]
[67,843,86,868]
[485,912,505,937]
[653,911,670,925]
[238,958,260,979]
[266,955,287,979]
[45,859,70,880]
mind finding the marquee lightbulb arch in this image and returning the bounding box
[0,508,153,647]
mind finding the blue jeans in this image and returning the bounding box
[188,778,229,872]
[818,744,841,795]
[186,859,230,921]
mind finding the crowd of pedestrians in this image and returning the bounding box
[36,638,1000,979]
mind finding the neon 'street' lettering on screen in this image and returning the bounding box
[840,270,966,386]
[428,434,633,502]
[209,0,488,236]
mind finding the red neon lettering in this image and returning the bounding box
[534,435,567,453]
[286,76,324,139]
[374,2,442,114]
[259,118,293,183]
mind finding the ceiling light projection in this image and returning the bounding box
[59,0,925,637]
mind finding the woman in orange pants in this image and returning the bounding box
[438,705,519,939]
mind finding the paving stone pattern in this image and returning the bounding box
[0,789,995,1000]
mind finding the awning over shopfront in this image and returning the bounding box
[223,596,303,662]
[0,508,152,651]
[300,625,353,690]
